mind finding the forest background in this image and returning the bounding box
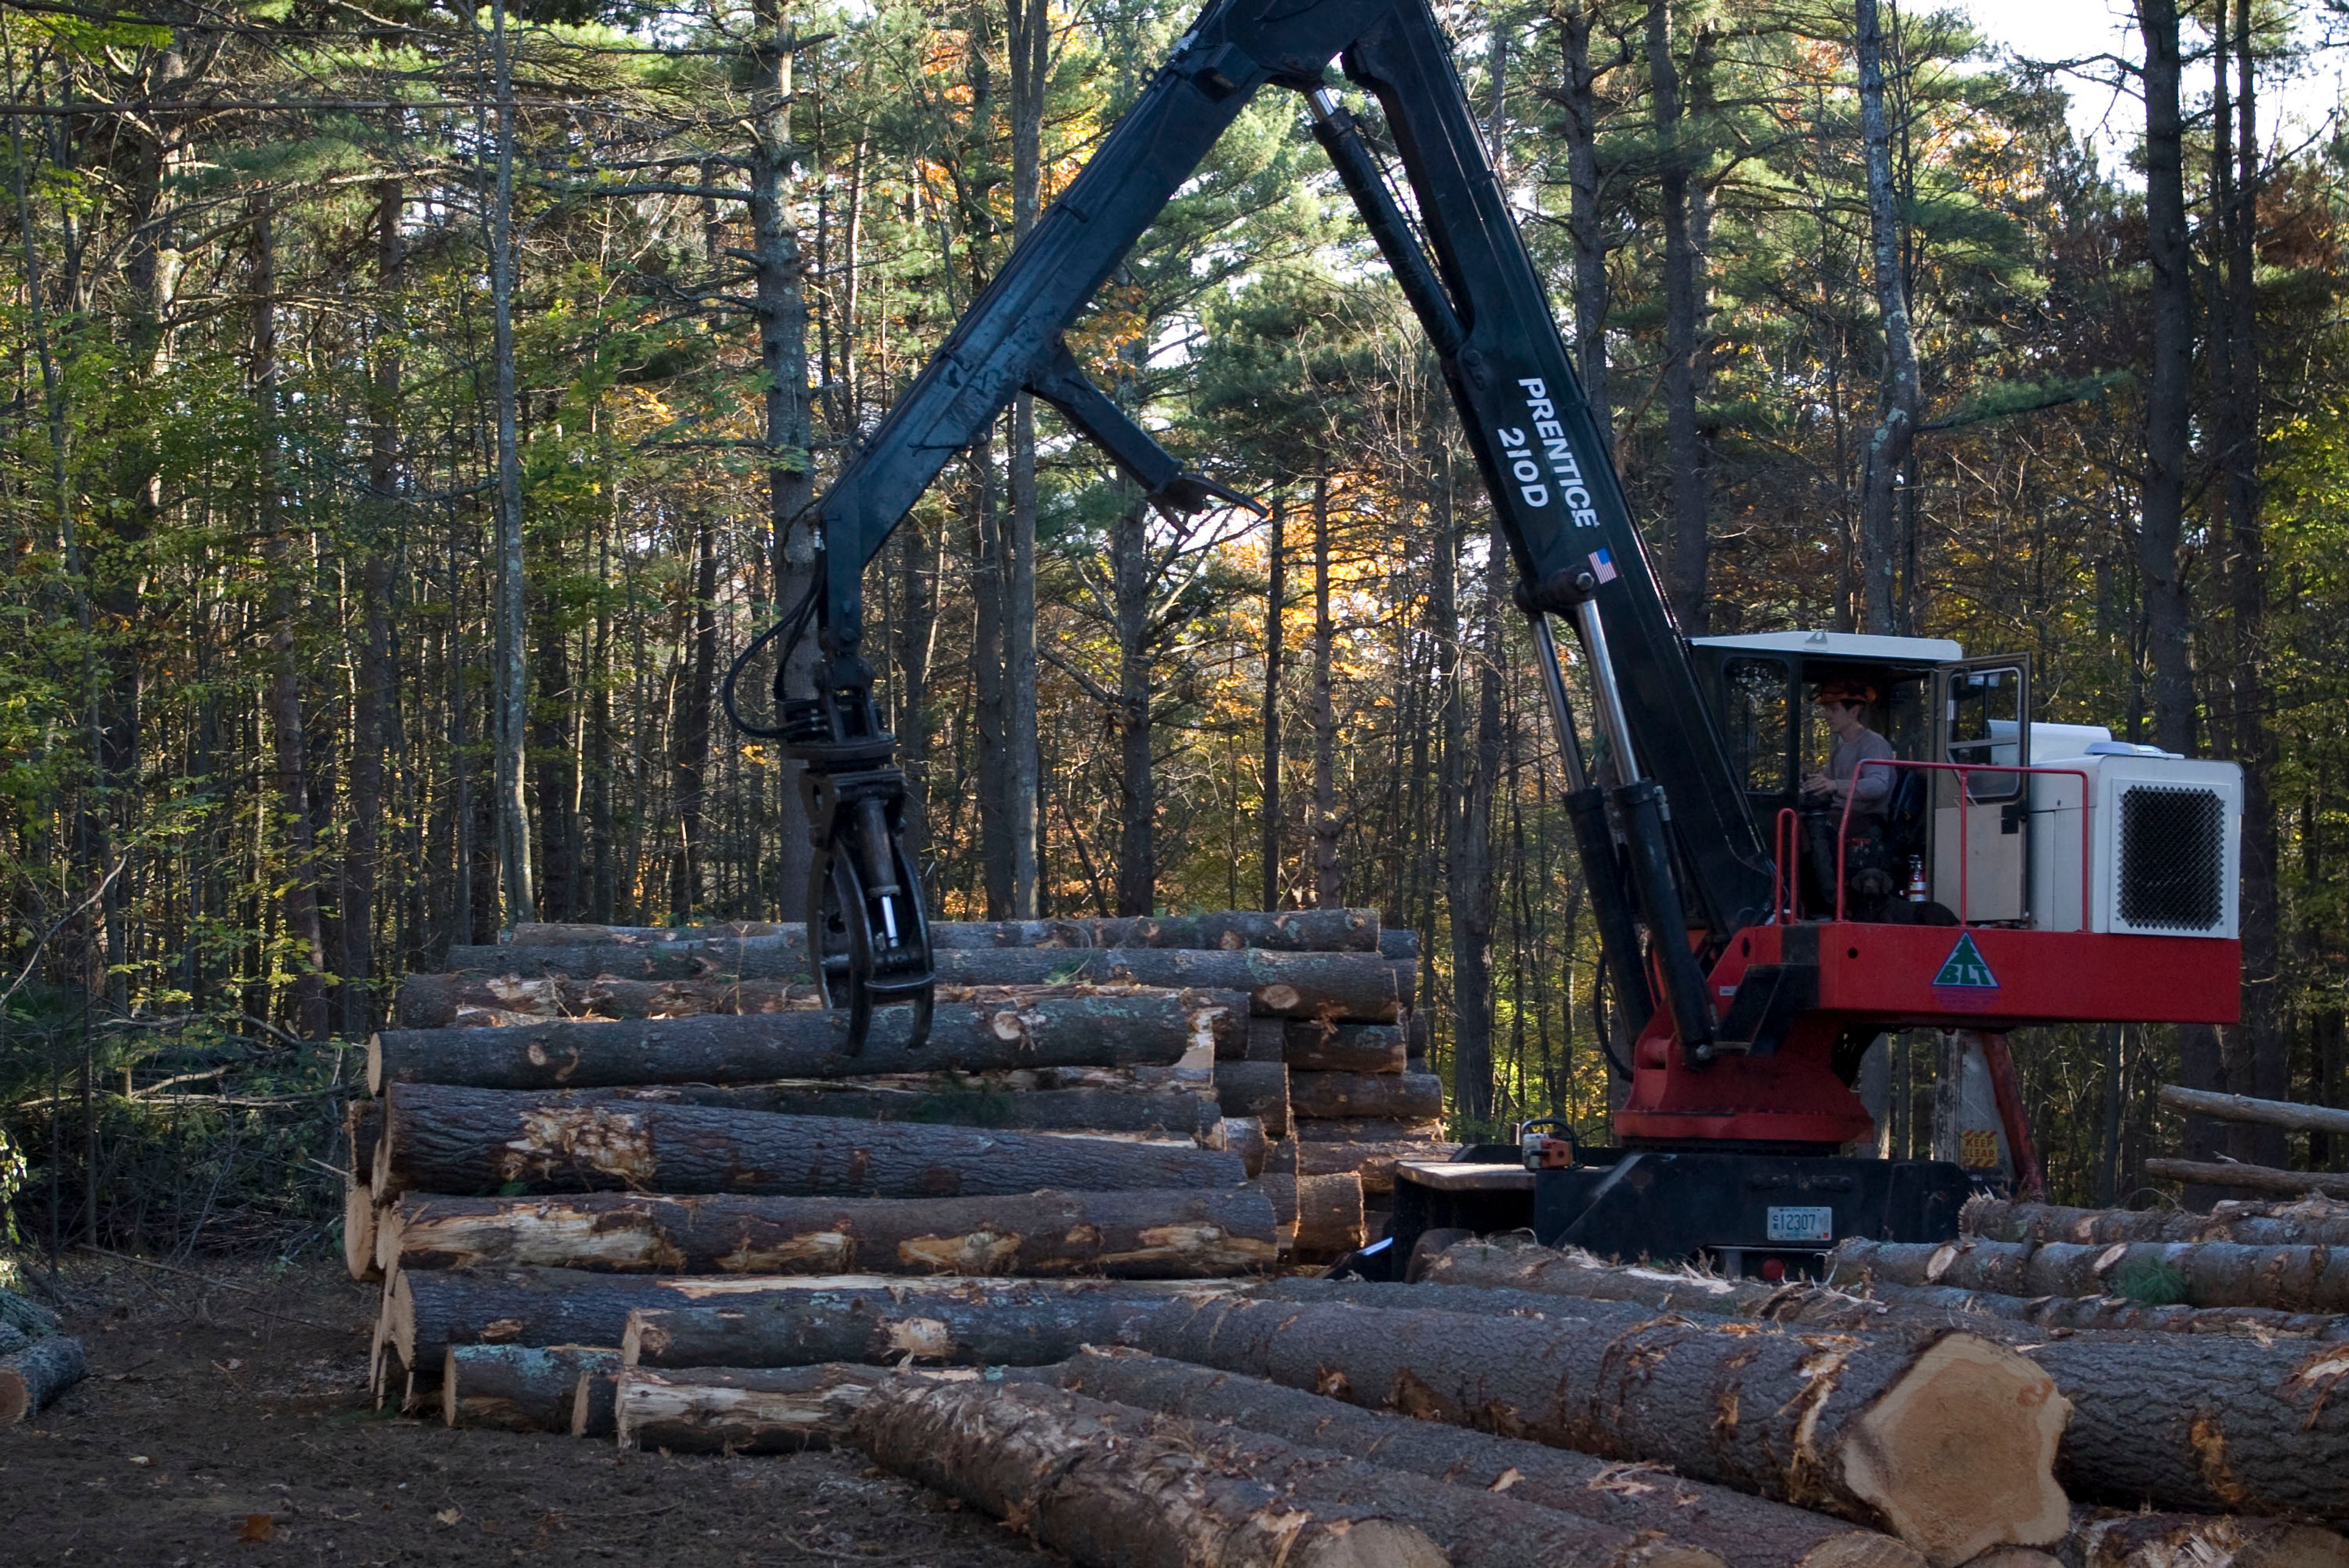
[0,0,2339,1269]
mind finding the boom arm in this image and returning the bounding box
[765,0,1775,1048]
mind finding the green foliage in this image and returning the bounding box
[2112,1257,2191,1306]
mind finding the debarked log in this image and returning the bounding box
[375,1082,1246,1198]
[442,944,1401,1021]
[1828,1235,2349,1314]
[1964,1195,2349,1249]
[384,1187,1279,1279]
[2062,1508,2349,1568]
[850,1376,1724,1568]
[1031,1350,1927,1568]
[379,1267,1227,1382]
[1214,1061,1290,1139]
[614,1362,905,1453]
[1134,1296,2071,1567]
[621,1284,1168,1370]
[1283,1022,1408,1074]
[0,1335,86,1424]
[440,1343,618,1432]
[370,988,1238,1093]
[2017,1331,2349,1518]
[1290,1072,1442,1123]
[1296,1140,1461,1195]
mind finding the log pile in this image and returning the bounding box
[352,909,1422,1411]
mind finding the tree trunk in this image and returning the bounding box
[1556,1,1614,442]
[1854,0,1918,635]
[1311,464,1343,907]
[1830,1235,2349,1314]
[370,989,1230,1091]
[1263,496,1286,909]
[1037,1351,1928,1568]
[1258,1172,1365,1258]
[436,942,1401,1019]
[1004,0,1046,918]
[1290,1072,1441,1122]
[487,0,536,925]
[0,1336,86,1424]
[1963,1195,2349,1247]
[1293,1140,1457,1194]
[2065,1510,2349,1568]
[1284,1022,1407,1073]
[2018,1330,2349,1517]
[2136,0,2194,757]
[624,1285,1166,1370]
[2161,1085,2349,1138]
[850,1377,1458,1568]
[680,1083,1219,1141]
[1213,1061,1291,1138]
[343,179,402,1036]
[1449,539,1502,1123]
[974,425,1013,918]
[376,1082,1245,1197]
[392,970,822,1028]
[386,1187,1277,1277]
[1647,0,1708,631]
[1137,1297,2070,1567]
[505,910,1379,951]
[615,1363,881,1454]
[1111,500,1157,915]
[1294,1116,1446,1142]
[2145,1159,2349,1200]
[670,515,719,921]
[441,1342,617,1432]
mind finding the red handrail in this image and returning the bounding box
[1831,759,2093,927]
[1771,806,1801,924]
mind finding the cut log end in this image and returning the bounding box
[343,1182,380,1282]
[1839,1333,2071,1568]
[1291,1519,1451,1568]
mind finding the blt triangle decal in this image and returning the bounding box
[1933,932,1999,989]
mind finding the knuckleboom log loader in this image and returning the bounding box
[728,0,2244,1275]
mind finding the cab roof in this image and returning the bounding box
[1690,630,1965,664]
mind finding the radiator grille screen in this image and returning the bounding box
[2118,785,2225,931]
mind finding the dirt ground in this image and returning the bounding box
[0,1256,1048,1567]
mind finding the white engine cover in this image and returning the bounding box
[2025,751,2241,938]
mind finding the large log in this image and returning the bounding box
[440,1343,617,1432]
[851,1376,1455,1568]
[1290,1071,1443,1122]
[1214,1060,1290,1138]
[2161,1084,2349,1137]
[343,1099,385,1282]
[1965,1195,2349,1247]
[1294,1116,1447,1142]
[1034,1350,1926,1568]
[384,1187,1279,1278]
[2145,1158,2349,1200]
[2017,1331,2349,1517]
[853,1376,1724,1568]
[1427,1238,2349,1341]
[1236,1018,1289,1063]
[379,1266,1222,1380]
[369,988,1236,1093]
[1283,1022,1408,1073]
[0,1335,86,1424]
[1135,1295,2071,1567]
[1296,1140,1460,1195]
[2064,1509,2349,1568]
[394,970,823,1028]
[375,1082,1245,1197]
[1222,1115,1269,1179]
[661,1083,1221,1140]
[1828,1235,2349,1314]
[1379,929,1419,962]
[621,1284,1166,1370]
[509,921,793,943]
[443,943,1402,1020]
[511,910,1382,952]
[613,1362,903,1453]
[1258,1174,1365,1259]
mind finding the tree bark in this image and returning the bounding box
[1964,1195,2349,1248]
[850,1377,1459,1568]
[1854,0,1918,635]
[0,1336,86,1424]
[1554,0,1616,442]
[486,0,535,925]
[1136,1296,2071,1567]
[1449,535,1502,1123]
[438,943,1401,1019]
[1829,1235,2349,1314]
[2063,1509,2349,1568]
[1285,1022,1406,1073]
[1263,496,1286,910]
[376,1082,1245,1197]
[2018,1330,2349,1517]
[623,1285,1167,1370]
[369,989,1231,1091]
[2145,1159,2349,1200]
[1222,1115,1270,1178]
[1036,1351,1928,1568]
[2160,1085,2349,1137]
[392,970,822,1028]
[1310,464,1343,907]
[2136,0,2195,757]
[385,1187,1277,1277]
[1646,0,1708,630]
[1293,1140,1458,1194]
[1004,0,1045,919]
[1291,1072,1442,1123]
[1214,1061,1291,1138]
[507,910,1381,951]
[441,1342,617,1432]
[1111,500,1157,915]
[614,1362,885,1453]
[1296,1117,1447,1142]
[1258,1173,1365,1258]
[670,514,719,920]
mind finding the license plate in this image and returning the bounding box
[1767,1205,1834,1243]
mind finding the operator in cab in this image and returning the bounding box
[1802,678,1896,826]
